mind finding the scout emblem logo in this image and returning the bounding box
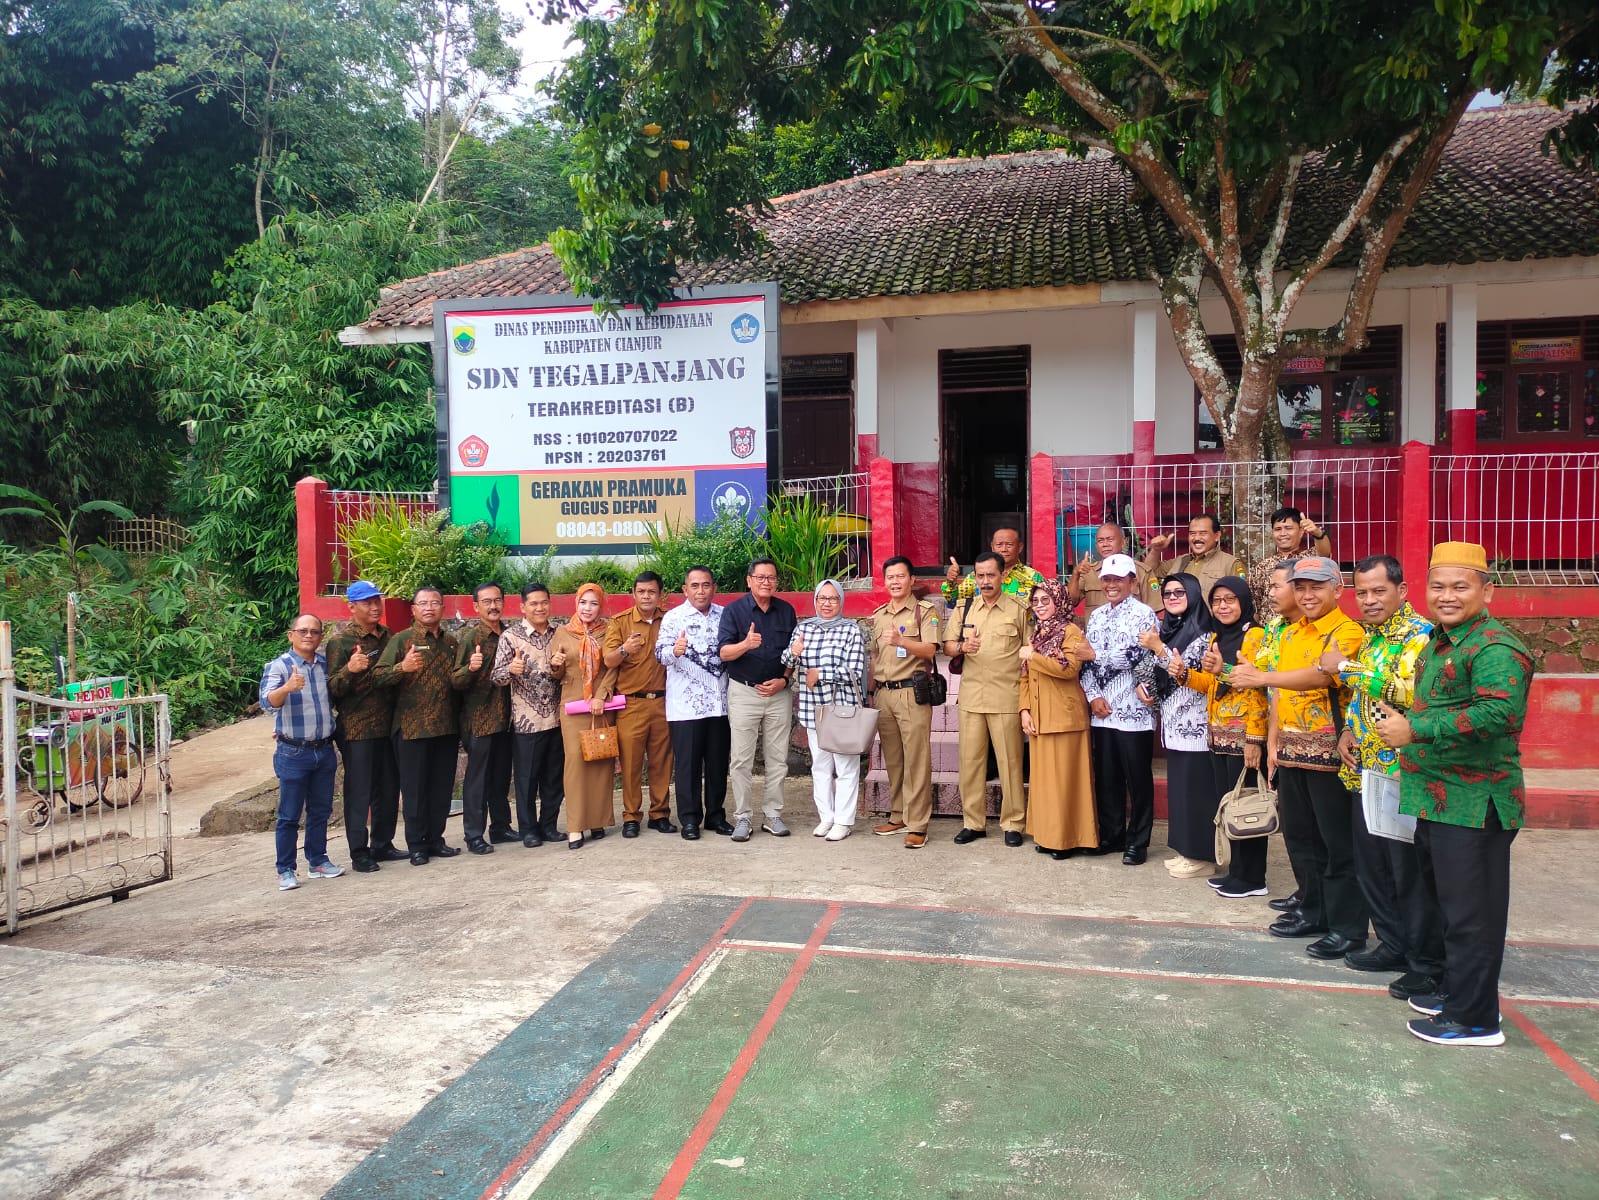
[713,482,752,518]
[458,435,489,467]
[452,326,476,355]
[730,313,760,343]
[729,426,756,459]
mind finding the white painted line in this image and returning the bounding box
[505,945,732,1199]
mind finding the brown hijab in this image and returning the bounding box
[1029,579,1077,667]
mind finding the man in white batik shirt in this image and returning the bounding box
[1082,554,1159,864]
[656,566,732,840]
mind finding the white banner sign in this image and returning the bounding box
[438,291,773,550]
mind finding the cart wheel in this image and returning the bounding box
[12,786,55,833]
[98,744,146,809]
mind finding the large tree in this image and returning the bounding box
[543,0,1599,477]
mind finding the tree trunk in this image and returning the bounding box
[1224,355,1286,565]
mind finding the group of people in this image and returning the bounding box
[262,511,1532,1049]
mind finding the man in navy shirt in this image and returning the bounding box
[718,558,797,842]
[259,613,345,891]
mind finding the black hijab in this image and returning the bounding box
[1157,572,1207,654]
[1208,575,1255,665]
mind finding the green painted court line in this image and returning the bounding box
[526,950,793,1198]
[553,953,1599,1200]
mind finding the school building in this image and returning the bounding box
[328,102,1599,821]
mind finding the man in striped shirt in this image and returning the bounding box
[259,614,344,891]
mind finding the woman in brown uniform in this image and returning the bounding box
[1019,580,1098,858]
[551,582,617,848]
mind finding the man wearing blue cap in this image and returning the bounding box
[326,581,400,873]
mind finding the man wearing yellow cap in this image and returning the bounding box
[1372,542,1533,1048]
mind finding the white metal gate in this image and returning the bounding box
[2,623,172,933]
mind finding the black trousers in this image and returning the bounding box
[1277,767,1369,939]
[1211,753,1268,889]
[1091,727,1155,851]
[1417,805,1518,1029]
[671,716,731,829]
[1351,777,1444,976]
[394,732,459,852]
[337,735,399,858]
[461,730,515,841]
[513,728,565,838]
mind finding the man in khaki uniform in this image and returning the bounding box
[942,551,1029,846]
[1141,513,1242,610]
[869,556,943,849]
[1066,522,1151,619]
[602,571,676,838]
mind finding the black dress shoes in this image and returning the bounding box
[522,832,544,848]
[1268,915,1329,939]
[430,842,462,858]
[589,827,607,840]
[373,846,408,862]
[1087,840,1125,857]
[1345,943,1407,972]
[1048,849,1073,861]
[1004,831,1023,848]
[1121,847,1147,865]
[466,837,492,855]
[351,854,379,873]
[1267,893,1303,913]
[707,819,736,836]
[681,823,701,841]
[622,821,641,838]
[409,850,430,866]
[648,817,678,834]
[541,826,561,843]
[1389,971,1442,1000]
[1306,933,1368,960]
[489,828,520,844]
[952,828,987,845]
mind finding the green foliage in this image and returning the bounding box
[342,503,507,598]
[157,204,456,621]
[642,509,761,593]
[547,556,636,596]
[757,494,848,592]
[498,545,562,596]
[450,107,582,253]
[0,484,136,588]
[0,541,278,735]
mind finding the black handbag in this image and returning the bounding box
[912,668,947,707]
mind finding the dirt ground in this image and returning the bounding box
[2,712,1596,1200]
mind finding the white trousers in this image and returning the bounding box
[806,728,861,828]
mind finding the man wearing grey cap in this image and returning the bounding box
[1081,553,1158,863]
[1231,556,1369,957]
[326,581,401,873]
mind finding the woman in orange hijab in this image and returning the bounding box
[550,582,618,848]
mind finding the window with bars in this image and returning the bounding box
[1435,316,1599,443]
[1196,327,1402,451]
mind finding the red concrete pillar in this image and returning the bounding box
[1398,441,1433,578]
[1131,420,1157,543]
[868,455,896,592]
[295,477,334,610]
[1030,452,1058,579]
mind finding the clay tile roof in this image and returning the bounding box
[358,104,1599,330]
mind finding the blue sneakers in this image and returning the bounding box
[278,870,300,891]
[1407,1016,1506,1047]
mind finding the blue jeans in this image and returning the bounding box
[274,741,337,874]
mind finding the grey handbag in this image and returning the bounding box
[815,643,878,755]
[816,697,880,755]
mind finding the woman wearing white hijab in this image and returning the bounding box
[782,579,868,840]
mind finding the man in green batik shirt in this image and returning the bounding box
[942,525,1044,609]
[1374,542,1534,1049]
[1319,554,1442,1001]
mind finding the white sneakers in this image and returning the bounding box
[813,822,832,838]
[825,825,852,842]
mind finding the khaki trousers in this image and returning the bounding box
[615,696,672,821]
[957,708,1025,832]
[727,682,792,822]
[874,687,932,833]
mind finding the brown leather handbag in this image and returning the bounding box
[579,717,619,762]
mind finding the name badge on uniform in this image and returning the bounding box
[896,624,907,658]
